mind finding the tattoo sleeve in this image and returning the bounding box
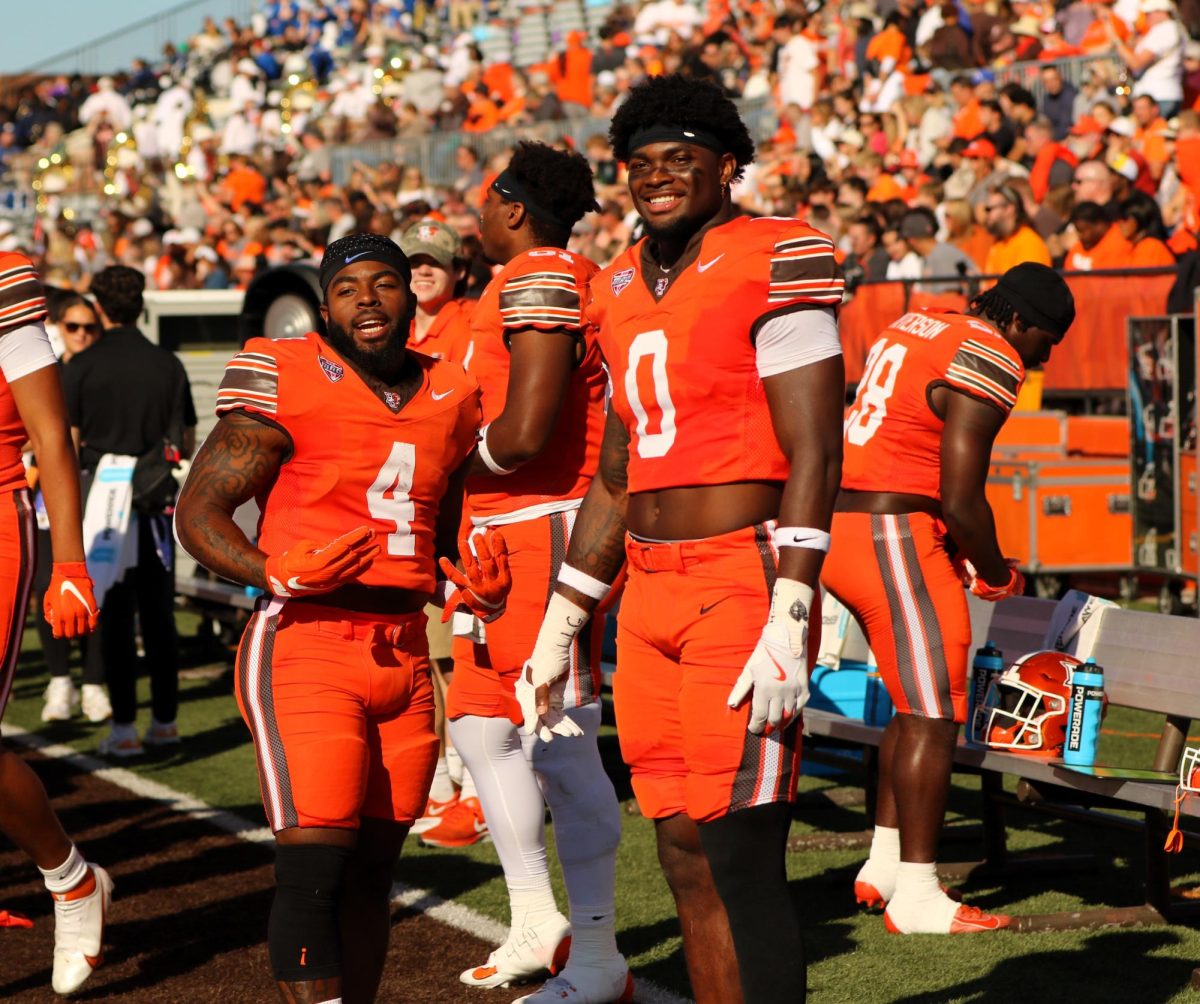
[555,408,630,610]
[174,411,289,589]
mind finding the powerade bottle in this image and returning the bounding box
[1063,658,1105,766]
[967,642,1005,744]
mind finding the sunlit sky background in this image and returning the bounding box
[1,0,250,75]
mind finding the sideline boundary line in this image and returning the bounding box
[3,725,690,1004]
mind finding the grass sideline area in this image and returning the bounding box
[6,610,1200,1002]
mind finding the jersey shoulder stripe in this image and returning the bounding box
[499,269,583,330]
[216,347,280,416]
[768,232,844,305]
[0,261,47,336]
[945,337,1023,410]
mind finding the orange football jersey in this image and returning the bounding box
[588,216,842,493]
[465,247,607,520]
[216,333,481,593]
[409,298,476,366]
[0,253,50,493]
[841,310,1025,499]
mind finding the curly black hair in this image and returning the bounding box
[969,287,1018,332]
[609,74,756,182]
[505,140,597,245]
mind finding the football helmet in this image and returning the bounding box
[1180,746,1200,793]
[982,651,1082,756]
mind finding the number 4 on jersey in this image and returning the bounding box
[367,442,416,555]
[845,340,908,446]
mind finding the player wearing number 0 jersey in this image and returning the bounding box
[176,233,509,1004]
[442,142,628,1004]
[822,263,1075,936]
[520,76,844,1004]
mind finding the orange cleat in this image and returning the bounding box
[420,795,488,848]
[884,902,1010,934]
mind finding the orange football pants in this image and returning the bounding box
[446,511,603,725]
[822,511,970,723]
[235,599,438,831]
[0,489,34,718]
[615,524,814,823]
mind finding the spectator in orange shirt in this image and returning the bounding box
[1118,192,1177,266]
[1079,2,1131,54]
[856,152,905,202]
[866,13,913,77]
[1064,200,1134,270]
[1133,94,1172,179]
[945,197,994,269]
[983,184,1051,274]
[463,85,500,133]
[221,154,267,212]
[1037,17,1082,60]
[950,75,983,139]
[1026,116,1078,201]
[552,31,593,113]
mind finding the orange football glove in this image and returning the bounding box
[43,562,98,640]
[966,559,1025,602]
[264,526,379,598]
[438,531,511,623]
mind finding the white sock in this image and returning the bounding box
[460,766,478,801]
[565,911,620,968]
[508,880,563,934]
[39,844,88,894]
[428,756,455,802]
[446,744,465,785]
[855,825,900,902]
[886,861,959,933]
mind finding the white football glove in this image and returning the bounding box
[727,578,813,735]
[518,592,589,742]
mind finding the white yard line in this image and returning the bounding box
[4,724,691,1004]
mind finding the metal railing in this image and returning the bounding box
[21,0,255,75]
[329,96,778,187]
[991,52,1125,106]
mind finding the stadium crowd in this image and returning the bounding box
[3,0,1200,295]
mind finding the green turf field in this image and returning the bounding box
[7,610,1200,1003]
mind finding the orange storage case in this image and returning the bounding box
[986,458,1132,572]
[993,410,1067,456]
[1066,416,1128,458]
[1182,452,1197,577]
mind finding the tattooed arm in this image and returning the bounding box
[174,411,289,589]
[553,407,630,612]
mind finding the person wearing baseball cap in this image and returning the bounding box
[400,220,474,365]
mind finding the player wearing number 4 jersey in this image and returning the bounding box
[444,141,628,1004]
[176,233,509,1004]
[521,76,843,1004]
[822,263,1075,935]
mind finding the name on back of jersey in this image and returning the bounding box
[890,312,949,340]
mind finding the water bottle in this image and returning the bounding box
[1063,658,1105,766]
[967,641,1005,744]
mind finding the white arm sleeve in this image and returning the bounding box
[755,307,842,379]
[0,323,58,384]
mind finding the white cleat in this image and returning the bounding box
[42,678,79,722]
[511,956,635,1004]
[461,913,572,989]
[51,864,113,996]
[80,685,112,724]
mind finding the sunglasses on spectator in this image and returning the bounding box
[63,322,98,333]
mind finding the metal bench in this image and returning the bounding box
[802,596,1200,930]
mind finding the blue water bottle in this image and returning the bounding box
[1063,658,1105,766]
[967,641,1005,744]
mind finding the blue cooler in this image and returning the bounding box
[808,659,894,725]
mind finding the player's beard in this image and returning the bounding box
[325,316,410,384]
[639,213,700,245]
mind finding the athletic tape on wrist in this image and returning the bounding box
[557,563,611,601]
[773,526,831,552]
[478,423,516,476]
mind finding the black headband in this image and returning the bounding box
[491,169,589,230]
[320,232,411,292]
[627,125,727,157]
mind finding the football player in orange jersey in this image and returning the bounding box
[440,141,629,1004]
[823,263,1075,935]
[520,76,844,1004]
[175,232,509,1004]
[0,254,107,997]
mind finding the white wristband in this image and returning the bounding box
[773,526,831,552]
[557,563,611,601]
[478,423,516,476]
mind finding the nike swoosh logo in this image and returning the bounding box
[59,580,95,615]
[344,251,371,264]
[286,576,308,591]
[699,597,729,615]
[697,253,725,273]
[431,388,453,400]
[768,651,788,682]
